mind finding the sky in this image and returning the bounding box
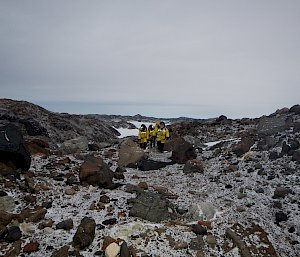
[0,0,299,118]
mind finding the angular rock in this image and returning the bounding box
[118,139,145,167]
[183,159,204,174]
[190,235,205,250]
[120,241,131,257]
[102,236,117,251]
[171,137,196,164]
[79,156,114,188]
[0,123,31,171]
[137,159,173,171]
[73,217,96,249]
[128,191,176,222]
[100,195,110,204]
[56,219,74,230]
[102,218,117,226]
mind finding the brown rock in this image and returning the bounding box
[137,182,148,190]
[23,241,39,253]
[183,159,204,174]
[51,245,69,257]
[102,236,117,251]
[79,156,114,188]
[0,211,13,226]
[171,137,197,164]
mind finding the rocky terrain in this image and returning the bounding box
[0,99,300,257]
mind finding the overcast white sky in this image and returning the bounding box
[0,0,299,118]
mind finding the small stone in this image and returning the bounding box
[6,226,22,242]
[102,218,117,226]
[191,224,207,235]
[24,194,37,204]
[65,188,76,195]
[0,211,13,226]
[105,242,120,257]
[173,241,188,250]
[275,212,288,223]
[0,196,16,212]
[255,188,264,193]
[237,193,247,199]
[225,184,232,189]
[56,219,74,230]
[190,235,205,250]
[206,235,217,246]
[236,206,246,212]
[100,195,110,204]
[288,226,296,233]
[137,182,148,190]
[273,201,282,209]
[38,219,54,229]
[51,245,69,257]
[273,187,291,199]
[23,241,39,253]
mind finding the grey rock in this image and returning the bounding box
[273,187,292,199]
[120,241,131,257]
[118,139,145,167]
[59,136,88,154]
[0,196,15,212]
[189,235,205,250]
[56,219,74,230]
[128,191,176,222]
[137,159,173,171]
[73,217,96,249]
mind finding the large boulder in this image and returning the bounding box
[289,104,300,114]
[170,137,196,164]
[128,191,177,222]
[79,156,114,188]
[73,217,96,249]
[0,123,31,171]
[137,160,173,171]
[257,116,291,135]
[59,136,88,154]
[118,140,145,167]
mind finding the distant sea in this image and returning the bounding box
[34,101,275,119]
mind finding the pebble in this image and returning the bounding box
[105,242,120,257]
[6,226,22,242]
[206,235,217,246]
[191,224,207,235]
[65,188,76,195]
[23,241,39,253]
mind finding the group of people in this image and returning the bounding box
[138,121,170,152]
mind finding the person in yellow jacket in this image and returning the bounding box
[138,124,148,149]
[148,125,156,148]
[156,121,170,152]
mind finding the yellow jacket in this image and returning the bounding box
[138,129,148,143]
[156,128,169,143]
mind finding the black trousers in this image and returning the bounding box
[140,142,147,149]
[157,141,164,152]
